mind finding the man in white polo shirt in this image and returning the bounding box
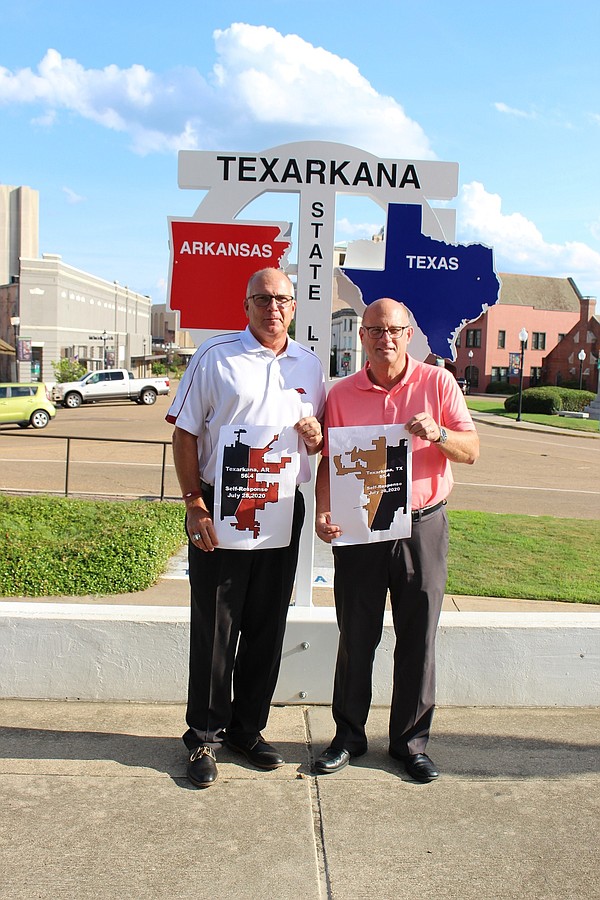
[167,267,325,788]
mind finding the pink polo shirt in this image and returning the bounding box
[322,355,476,510]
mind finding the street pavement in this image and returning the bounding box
[1,700,598,899]
[1,408,599,898]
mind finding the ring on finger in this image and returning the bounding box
[192,532,202,541]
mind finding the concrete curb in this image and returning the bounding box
[1,602,598,706]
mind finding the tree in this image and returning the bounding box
[52,358,87,383]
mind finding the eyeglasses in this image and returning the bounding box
[247,294,294,308]
[362,325,410,339]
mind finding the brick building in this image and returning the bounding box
[453,273,584,392]
[541,296,599,392]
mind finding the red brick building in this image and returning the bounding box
[453,274,584,392]
[541,296,599,393]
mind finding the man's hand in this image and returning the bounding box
[186,502,219,552]
[295,416,323,455]
[315,511,342,544]
[406,412,479,464]
[406,412,441,443]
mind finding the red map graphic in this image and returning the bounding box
[169,221,291,330]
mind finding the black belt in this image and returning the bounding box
[411,499,446,522]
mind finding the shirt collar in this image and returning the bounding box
[358,353,418,390]
[240,325,299,358]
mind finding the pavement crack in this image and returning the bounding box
[303,706,333,899]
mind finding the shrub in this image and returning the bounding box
[486,381,518,394]
[554,388,595,412]
[504,387,563,414]
[52,358,87,383]
[0,496,186,596]
[505,386,596,414]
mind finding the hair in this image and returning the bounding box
[246,268,295,298]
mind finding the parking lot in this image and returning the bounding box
[0,392,599,518]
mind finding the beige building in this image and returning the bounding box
[0,185,153,383]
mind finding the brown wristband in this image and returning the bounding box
[182,490,203,501]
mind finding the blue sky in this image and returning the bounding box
[1,0,599,304]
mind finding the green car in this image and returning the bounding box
[0,382,56,429]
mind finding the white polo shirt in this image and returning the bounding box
[166,327,326,486]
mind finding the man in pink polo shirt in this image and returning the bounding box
[314,297,479,782]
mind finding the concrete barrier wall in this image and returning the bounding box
[0,603,598,706]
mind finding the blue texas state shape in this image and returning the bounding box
[341,203,500,358]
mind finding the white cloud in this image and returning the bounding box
[62,186,85,204]
[0,25,434,158]
[458,182,600,297]
[335,217,384,240]
[494,101,536,119]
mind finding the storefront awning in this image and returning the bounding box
[0,339,16,354]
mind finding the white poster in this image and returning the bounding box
[328,424,412,546]
[214,424,300,550]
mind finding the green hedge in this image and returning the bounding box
[0,496,186,597]
[486,381,518,394]
[504,386,595,414]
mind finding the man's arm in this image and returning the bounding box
[172,426,219,552]
[406,413,479,465]
[315,455,342,543]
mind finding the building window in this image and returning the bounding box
[558,333,565,343]
[497,330,506,349]
[455,332,461,348]
[491,367,509,382]
[532,332,546,350]
[466,329,481,348]
[530,367,542,386]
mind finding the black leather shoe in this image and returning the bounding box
[226,734,284,769]
[391,751,439,782]
[314,746,351,774]
[187,745,218,788]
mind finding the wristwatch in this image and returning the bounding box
[435,426,448,444]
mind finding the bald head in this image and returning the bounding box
[362,298,410,327]
[246,267,294,298]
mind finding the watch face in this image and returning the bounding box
[439,427,448,444]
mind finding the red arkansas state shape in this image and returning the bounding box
[168,220,291,331]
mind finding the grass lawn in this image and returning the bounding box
[447,510,600,603]
[0,497,598,604]
[467,397,600,433]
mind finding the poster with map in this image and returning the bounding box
[214,424,299,550]
[328,424,412,546]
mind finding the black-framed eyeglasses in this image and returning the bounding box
[247,294,294,308]
[362,325,410,339]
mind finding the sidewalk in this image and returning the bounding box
[1,700,598,899]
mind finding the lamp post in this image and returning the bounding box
[101,330,108,368]
[516,327,528,422]
[578,349,586,390]
[467,349,473,392]
[10,316,20,382]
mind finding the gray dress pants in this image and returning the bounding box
[330,506,448,756]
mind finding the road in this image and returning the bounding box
[0,396,599,519]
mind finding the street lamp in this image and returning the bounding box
[10,316,20,382]
[467,349,473,392]
[578,349,586,390]
[101,330,108,368]
[516,328,528,422]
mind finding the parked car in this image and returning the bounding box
[455,377,468,395]
[51,369,170,408]
[0,382,56,429]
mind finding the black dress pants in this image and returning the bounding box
[330,506,448,756]
[183,490,304,751]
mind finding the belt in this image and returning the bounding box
[411,499,446,522]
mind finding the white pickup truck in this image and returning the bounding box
[51,369,170,408]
